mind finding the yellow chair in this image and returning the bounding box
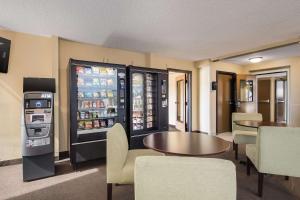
[106,123,164,200]
[246,126,300,197]
[232,112,262,160]
[135,156,237,200]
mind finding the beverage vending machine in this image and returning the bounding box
[22,78,56,181]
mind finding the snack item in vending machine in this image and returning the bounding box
[96,100,101,108]
[82,101,90,109]
[93,78,100,86]
[76,66,84,74]
[85,78,93,86]
[92,101,97,108]
[92,66,100,74]
[78,92,84,98]
[80,112,86,119]
[85,121,93,129]
[78,121,85,129]
[85,67,92,74]
[92,111,99,118]
[107,68,115,75]
[99,68,107,75]
[100,120,107,127]
[77,78,84,86]
[93,92,100,98]
[85,92,93,98]
[100,78,107,86]
[107,107,116,114]
[147,122,153,128]
[100,90,107,97]
[100,100,105,108]
[107,119,114,127]
[107,79,113,86]
[85,112,90,119]
[93,120,100,128]
[107,90,113,97]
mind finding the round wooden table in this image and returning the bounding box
[234,120,287,128]
[143,132,230,156]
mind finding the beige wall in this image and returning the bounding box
[0,31,198,160]
[0,29,59,161]
[59,39,198,152]
[196,60,244,134]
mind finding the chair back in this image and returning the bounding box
[106,123,129,183]
[257,126,300,177]
[232,112,262,132]
[135,156,236,200]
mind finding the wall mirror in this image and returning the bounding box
[240,80,253,102]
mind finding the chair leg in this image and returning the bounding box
[107,183,112,200]
[246,157,251,176]
[234,143,238,160]
[258,172,264,197]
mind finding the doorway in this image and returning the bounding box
[257,72,288,122]
[216,71,237,134]
[168,69,192,132]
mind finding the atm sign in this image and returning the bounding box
[41,94,52,98]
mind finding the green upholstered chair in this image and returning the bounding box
[135,156,237,200]
[106,123,164,200]
[246,126,300,197]
[232,112,262,160]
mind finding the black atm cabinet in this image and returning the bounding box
[127,66,168,149]
[69,59,127,168]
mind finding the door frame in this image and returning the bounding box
[216,71,237,134]
[167,68,192,132]
[255,71,289,123]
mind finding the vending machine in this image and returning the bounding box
[127,66,168,149]
[22,78,56,181]
[69,59,127,168]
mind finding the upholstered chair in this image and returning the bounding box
[232,112,262,160]
[135,156,237,200]
[106,123,164,200]
[246,126,300,197]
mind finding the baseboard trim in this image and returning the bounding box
[0,158,22,167]
[0,151,71,167]
[168,124,176,128]
[59,151,69,160]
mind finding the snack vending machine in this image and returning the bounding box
[69,59,127,168]
[22,78,56,181]
[127,66,168,149]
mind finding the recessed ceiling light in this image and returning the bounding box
[249,57,263,63]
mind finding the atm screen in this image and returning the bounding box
[27,99,49,109]
[31,114,45,123]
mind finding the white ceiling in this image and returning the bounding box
[224,43,300,65]
[0,0,300,61]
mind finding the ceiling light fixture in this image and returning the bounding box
[249,57,263,63]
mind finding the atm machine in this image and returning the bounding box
[22,78,56,181]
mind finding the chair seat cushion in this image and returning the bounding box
[246,144,257,167]
[233,130,257,144]
[120,149,164,184]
